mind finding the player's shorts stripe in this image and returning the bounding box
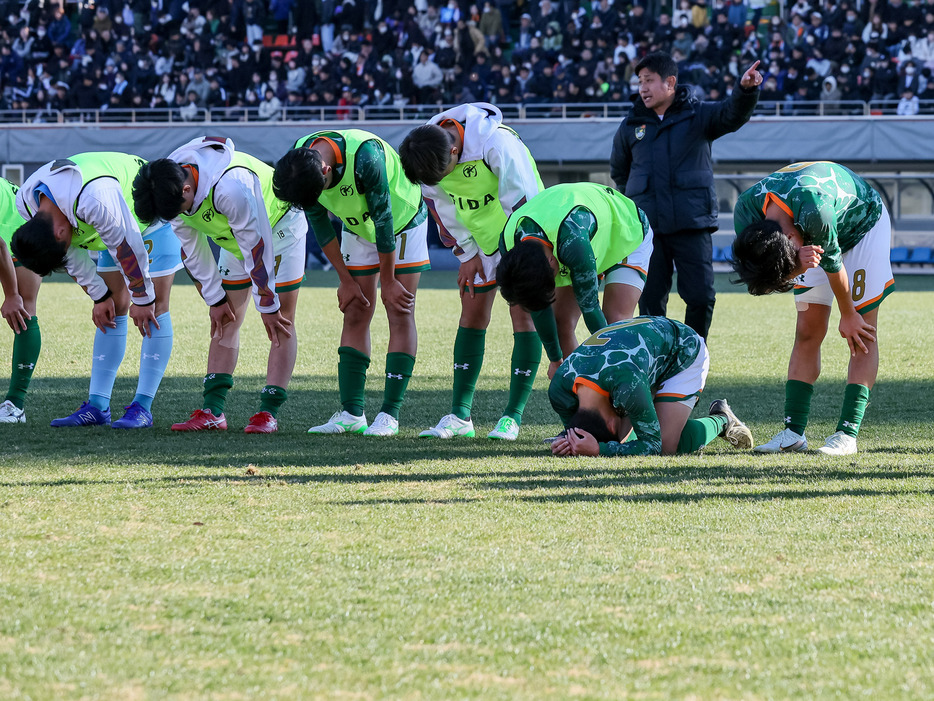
[572,377,610,397]
[603,262,648,280]
[856,277,895,314]
[348,260,432,277]
[464,280,498,293]
[396,258,430,270]
[793,285,812,295]
[222,278,252,290]
[276,275,305,292]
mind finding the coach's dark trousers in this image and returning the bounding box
[638,230,716,340]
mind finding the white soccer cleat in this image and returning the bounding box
[753,428,808,453]
[487,416,520,441]
[363,412,399,437]
[817,430,858,456]
[0,399,25,424]
[307,410,367,434]
[419,413,475,439]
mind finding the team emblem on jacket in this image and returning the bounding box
[635,125,646,140]
[202,210,214,222]
[340,185,355,196]
[463,164,478,177]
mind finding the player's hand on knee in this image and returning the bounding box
[797,245,824,270]
[337,279,369,313]
[92,297,117,332]
[381,278,415,314]
[458,256,485,299]
[209,300,237,339]
[129,303,159,338]
[262,311,293,348]
[839,311,875,356]
[1,293,29,333]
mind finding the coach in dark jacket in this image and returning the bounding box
[610,51,762,339]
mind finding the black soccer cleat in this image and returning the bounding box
[709,399,754,450]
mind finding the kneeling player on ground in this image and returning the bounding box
[12,153,181,428]
[732,161,893,456]
[133,136,306,434]
[0,178,41,424]
[274,129,430,437]
[548,317,753,456]
[498,182,654,379]
[399,102,544,441]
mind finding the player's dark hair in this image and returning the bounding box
[731,220,798,295]
[273,147,326,211]
[10,213,68,277]
[635,51,679,80]
[566,408,617,444]
[398,124,453,186]
[132,159,187,223]
[496,239,556,312]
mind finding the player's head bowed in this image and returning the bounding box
[11,213,69,277]
[399,125,454,186]
[132,159,187,223]
[496,239,557,312]
[566,408,617,444]
[273,148,326,211]
[731,220,799,295]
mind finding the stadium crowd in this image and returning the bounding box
[1,0,933,118]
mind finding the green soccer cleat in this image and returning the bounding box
[487,416,520,441]
[419,414,475,439]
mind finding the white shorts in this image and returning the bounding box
[342,216,431,277]
[602,225,654,292]
[655,339,709,409]
[794,206,894,314]
[97,221,183,278]
[465,249,500,292]
[220,209,308,294]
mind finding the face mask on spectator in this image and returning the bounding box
[906,67,916,75]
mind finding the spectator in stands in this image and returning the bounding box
[897,87,920,114]
[479,1,504,49]
[412,50,443,102]
[259,87,282,120]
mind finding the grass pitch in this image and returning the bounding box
[1,272,934,700]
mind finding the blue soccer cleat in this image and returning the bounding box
[50,401,112,427]
[112,401,153,429]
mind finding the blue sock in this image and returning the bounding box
[133,312,173,412]
[88,315,128,411]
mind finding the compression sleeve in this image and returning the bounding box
[355,139,395,253]
[555,206,607,333]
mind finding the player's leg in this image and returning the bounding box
[115,222,183,428]
[554,286,583,359]
[1,266,41,423]
[602,227,652,322]
[366,220,431,437]
[489,303,542,441]
[308,235,378,434]
[819,212,893,456]
[638,234,673,318]
[51,270,130,427]
[671,232,716,340]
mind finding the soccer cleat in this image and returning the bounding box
[307,410,367,434]
[363,412,399,437]
[244,410,278,434]
[708,399,753,450]
[50,401,111,427]
[0,399,25,424]
[419,413,475,439]
[112,401,153,429]
[817,430,858,456]
[487,416,520,441]
[753,428,808,454]
[171,408,228,432]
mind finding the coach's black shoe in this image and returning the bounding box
[709,399,754,450]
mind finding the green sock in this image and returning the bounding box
[202,373,234,415]
[504,331,542,423]
[6,316,41,409]
[836,383,870,437]
[784,379,814,435]
[451,326,486,420]
[338,346,370,416]
[380,352,415,419]
[676,416,727,453]
[259,385,288,418]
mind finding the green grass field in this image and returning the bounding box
[2,271,934,700]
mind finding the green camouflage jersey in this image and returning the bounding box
[733,161,883,274]
[548,317,703,456]
[294,131,426,253]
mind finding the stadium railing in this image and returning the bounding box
[3,100,933,124]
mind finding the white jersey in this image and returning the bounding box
[166,136,281,314]
[17,160,155,304]
[420,102,543,262]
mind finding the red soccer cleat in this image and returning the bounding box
[244,410,278,434]
[171,409,228,431]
